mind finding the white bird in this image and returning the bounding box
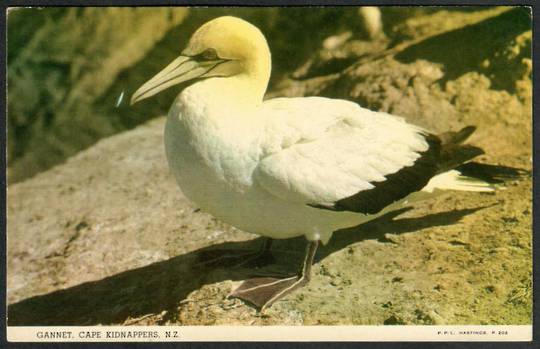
[131,16,520,311]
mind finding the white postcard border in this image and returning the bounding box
[6,325,532,342]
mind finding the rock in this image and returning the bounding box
[358,7,384,39]
[8,8,189,183]
[384,315,405,325]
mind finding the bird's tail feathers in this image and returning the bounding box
[420,126,528,194]
[423,162,528,193]
[423,169,494,193]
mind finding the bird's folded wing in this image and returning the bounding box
[254,97,430,208]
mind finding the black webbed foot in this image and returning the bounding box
[229,240,318,311]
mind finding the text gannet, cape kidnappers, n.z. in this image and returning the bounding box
[131,16,521,311]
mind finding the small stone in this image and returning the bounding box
[384,315,405,325]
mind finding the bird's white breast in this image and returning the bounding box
[164,86,257,206]
[163,84,371,243]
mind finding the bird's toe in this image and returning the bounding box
[230,276,308,311]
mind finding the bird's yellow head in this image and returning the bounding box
[131,16,271,105]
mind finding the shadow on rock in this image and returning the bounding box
[8,206,484,325]
[395,7,531,92]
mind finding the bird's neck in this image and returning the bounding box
[242,48,271,103]
[186,74,269,111]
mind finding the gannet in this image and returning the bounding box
[131,16,520,311]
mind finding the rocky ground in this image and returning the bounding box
[7,7,532,326]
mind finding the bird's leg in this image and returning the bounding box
[197,237,275,268]
[230,240,319,312]
[234,237,275,268]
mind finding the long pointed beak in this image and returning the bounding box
[130,55,208,105]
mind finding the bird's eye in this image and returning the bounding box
[200,48,218,61]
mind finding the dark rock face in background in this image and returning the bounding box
[7,7,532,326]
[8,7,189,182]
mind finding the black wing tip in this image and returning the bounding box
[457,162,530,184]
[439,125,477,145]
[459,125,477,137]
[438,144,485,173]
[456,126,477,143]
[461,144,486,158]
